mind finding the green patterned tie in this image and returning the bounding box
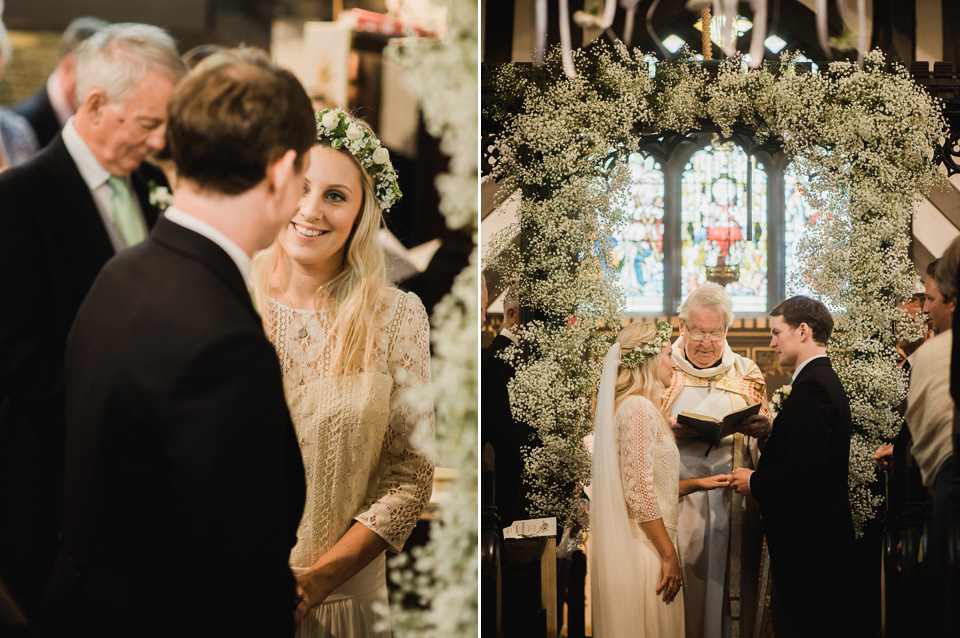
[107,176,146,247]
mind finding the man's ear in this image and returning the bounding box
[78,88,108,121]
[266,149,298,196]
[798,322,811,342]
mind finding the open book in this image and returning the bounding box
[677,402,762,444]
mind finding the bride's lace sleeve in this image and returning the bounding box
[355,291,435,552]
[617,396,661,523]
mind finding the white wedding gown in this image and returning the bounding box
[267,288,434,638]
[594,395,685,638]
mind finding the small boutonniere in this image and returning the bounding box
[770,384,792,417]
[148,180,173,212]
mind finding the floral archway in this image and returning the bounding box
[486,42,945,535]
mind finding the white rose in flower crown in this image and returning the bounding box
[372,147,390,164]
[320,110,340,130]
[346,123,363,140]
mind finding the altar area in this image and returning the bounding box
[481,1,960,636]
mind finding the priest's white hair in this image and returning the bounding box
[678,282,734,329]
[935,236,960,304]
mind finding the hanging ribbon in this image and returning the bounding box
[646,0,669,59]
[621,0,641,48]
[815,0,832,59]
[747,0,767,68]
[720,0,738,57]
[857,0,865,68]
[559,0,577,78]
[534,0,547,64]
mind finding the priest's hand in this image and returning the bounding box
[736,414,771,439]
[668,416,698,441]
[730,467,754,495]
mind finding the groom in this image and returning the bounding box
[730,296,855,638]
[40,49,315,636]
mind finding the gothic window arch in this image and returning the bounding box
[614,133,813,316]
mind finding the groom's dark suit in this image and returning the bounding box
[40,216,306,636]
[750,357,856,637]
[0,134,166,616]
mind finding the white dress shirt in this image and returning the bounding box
[791,354,828,383]
[61,117,147,252]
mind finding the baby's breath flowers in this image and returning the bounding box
[488,43,945,537]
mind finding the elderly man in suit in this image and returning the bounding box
[0,23,184,621]
[730,296,856,638]
[12,16,109,149]
[40,48,314,636]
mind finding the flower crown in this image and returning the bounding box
[620,320,672,369]
[315,108,402,211]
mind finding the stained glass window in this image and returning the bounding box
[612,153,665,313]
[784,168,819,295]
[680,142,768,313]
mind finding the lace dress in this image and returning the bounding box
[615,395,684,637]
[266,288,434,638]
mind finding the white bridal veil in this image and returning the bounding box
[589,341,648,638]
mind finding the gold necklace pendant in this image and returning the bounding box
[297,327,308,338]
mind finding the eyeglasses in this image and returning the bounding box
[687,329,725,342]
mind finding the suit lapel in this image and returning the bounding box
[131,162,169,229]
[150,216,258,320]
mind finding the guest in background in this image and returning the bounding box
[591,320,730,638]
[39,47,313,636]
[0,18,38,168]
[907,243,960,635]
[730,296,856,638]
[489,281,519,355]
[662,283,769,638]
[12,16,108,149]
[481,274,522,527]
[0,23,183,621]
[253,108,434,637]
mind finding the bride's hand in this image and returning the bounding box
[698,474,731,490]
[294,570,334,626]
[656,551,683,604]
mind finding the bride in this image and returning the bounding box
[590,321,730,638]
[253,108,434,637]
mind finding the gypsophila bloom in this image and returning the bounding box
[488,42,945,539]
[382,0,478,635]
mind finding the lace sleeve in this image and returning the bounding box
[617,396,661,523]
[355,291,435,552]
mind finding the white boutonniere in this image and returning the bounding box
[770,384,792,417]
[148,180,173,212]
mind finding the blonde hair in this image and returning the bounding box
[613,322,667,412]
[254,115,390,376]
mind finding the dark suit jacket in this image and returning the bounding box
[481,348,522,527]
[751,357,855,634]
[12,86,62,150]
[40,216,306,636]
[0,134,166,616]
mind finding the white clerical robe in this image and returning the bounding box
[662,337,768,638]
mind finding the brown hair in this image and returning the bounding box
[770,296,834,346]
[166,47,315,195]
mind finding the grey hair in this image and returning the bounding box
[59,16,109,58]
[678,282,734,329]
[75,23,185,106]
[935,236,960,304]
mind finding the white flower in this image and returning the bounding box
[346,123,363,140]
[320,110,340,130]
[372,147,390,164]
[148,183,173,211]
[770,385,792,416]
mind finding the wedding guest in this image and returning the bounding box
[252,107,434,637]
[906,243,959,635]
[591,321,730,638]
[730,296,855,638]
[481,274,522,527]
[12,16,108,148]
[0,18,39,168]
[39,48,313,636]
[0,23,182,621]
[662,283,769,638]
